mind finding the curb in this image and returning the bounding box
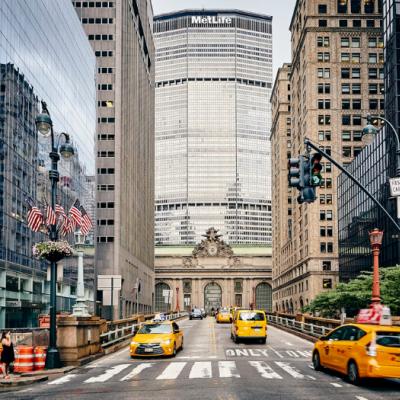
[20,365,76,378]
[0,375,48,390]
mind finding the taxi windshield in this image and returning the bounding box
[376,331,400,347]
[137,324,172,334]
[239,312,265,321]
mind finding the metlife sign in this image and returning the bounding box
[191,15,232,24]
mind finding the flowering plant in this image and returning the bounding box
[32,240,74,262]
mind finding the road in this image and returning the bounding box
[4,317,400,400]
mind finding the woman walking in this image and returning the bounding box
[1,332,14,379]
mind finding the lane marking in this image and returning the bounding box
[286,350,299,358]
[275,362,304,379]
[307,375,316,380]
[189,361,212,379]
[49,374,77,385]
[156,362,187,380]
[355,397,369,400]
[267,346,284,358]
[285,342,294,346]
[84,364,130,383]
[249,361,283,379]
[296,350,312,357]
[330,383,343,388]
[218,361,240,378]
[120,363,153,381]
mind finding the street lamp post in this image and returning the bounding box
[369,228,384,304]
[35,101,75,369]
[176,287,180,312]
[72,230,90,317]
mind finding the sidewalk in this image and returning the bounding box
[0,366,75,391]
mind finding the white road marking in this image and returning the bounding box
[308,364,314,369]
[286,350,300,358]
[285,342,294,346]
[218,361,240,378]
[84,364,130,383]
[275,362,304,379]
[189,361,212,379]
[296,350,312,357]
[248,349,261,357]
[267,346,284,358]
[48,374,77,385]
[177,356,201,359]
[307,375,316,380]
[249,361,283,379]
[120,363,153,381]
[330,383,343,388]
[235,349,249,356]
[156,362,187,380]
[355,397,369,400]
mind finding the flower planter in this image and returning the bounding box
[33,240,73,262]
[44,252,65,263]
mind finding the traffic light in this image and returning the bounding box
[300,155,316,204]
[288,157,302,188]
[310,153,323,186]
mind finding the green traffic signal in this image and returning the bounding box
[310,153,323,187]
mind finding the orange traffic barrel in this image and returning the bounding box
[33,346,47,371]
[14,346,34,373]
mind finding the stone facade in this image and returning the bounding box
[271,0,383,313]
[155,229,272,313]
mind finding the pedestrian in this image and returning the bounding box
[0,331,14,380]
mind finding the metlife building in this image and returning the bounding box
[154,10,273,245]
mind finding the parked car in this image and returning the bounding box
[200,308,207,318]
[189,308,203,320]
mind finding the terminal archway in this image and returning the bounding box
[155,282,170,312]
[204,282,222,313]
[255,282,272,312]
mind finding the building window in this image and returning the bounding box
[342,99,351,110]
[342,146,352,157]
[318,4,328,13]
[318,99,331,109]
[352,68,360,78]
[234,279,243,293]
[318,131,331,141]
[368,37,377,47]
[319,19,328,27]
[352,83,361,94]
[351,53,361,63]
[342,83,350,94]
[318,115,331,125]
[322,261,332,271]
[317,37,330,47]
[351,37,360,48]
[317,68,330,78]
[369,99,378,109]
[183,279,192,293]
[341,37,350,47]
[353,20,361,27]
[368,53,378,63]
[342,115,351,125]
[323,279,333,289]
[341,68,350,78]
[339,19,348,27]
[364,0,375,13]
[320,242,327,252]
[353,146,362,156]
[317,52,330,62]
[342,131,351,141]
[97,168,115,174]
[352,99,361,109]
[341,53,350,62]
[318,83,330,93]
[337,0,347,13]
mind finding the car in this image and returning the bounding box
[189,308,203,320]
[312,323,400,384]
[153,313,166,322]
[130,321,183,357]
[200,308,207,318]
[216,309,232,323]
[231,309,267,344]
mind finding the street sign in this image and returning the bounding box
[389,177,400,196]
[98,275,122,289]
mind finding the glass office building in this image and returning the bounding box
[154,10,273,245]
[0,0,96,327]
[338,0,400,281]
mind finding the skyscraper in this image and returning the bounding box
[154,10,273,246]
[271,0,383,313]
[73,0,155,319]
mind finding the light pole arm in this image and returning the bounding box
[367,115,400,177]
[304,138,400,233]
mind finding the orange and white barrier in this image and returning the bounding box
[33,346,47,371]
[14,346,34,373]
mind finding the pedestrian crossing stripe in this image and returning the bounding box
[48,360,319,386]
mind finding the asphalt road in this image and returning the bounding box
[4,317,400,400]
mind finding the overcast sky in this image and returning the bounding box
[151,0,297,77]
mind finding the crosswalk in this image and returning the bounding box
[48,360,317,386]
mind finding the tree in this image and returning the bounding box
[304,266,400,318]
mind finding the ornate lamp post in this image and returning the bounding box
[369,228,384,304]
[35,101,74,369]
[176,287,180,312]
[72,230,90,317]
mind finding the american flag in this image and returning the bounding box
[26,197,43,232]
[46,205,57,226]
[60,216,75,236]
[69,199,82,226]
[79,205,93,235]
[55,204,67,221]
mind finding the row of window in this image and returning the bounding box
[97,236,114,243]
[317,36,383,48]
[97,133,115,140]
[97,168,114,174]
[319,194,333,205]
[318,19,379,28]
[98,101,114,108]
[98,84,113,90]
[320,242,334,253]
[317,52,383,65]
[74,1,114,7]
[340,83,383,94]
[342,146,363,158]
[95,50,113,57]
[98,67,114,74]
[97,184,115,191]
[81,18,114,24]
[97,219,114,225]
[98,151,115,157]
[89,34,114,41]
[320,210,333,221]
[97,202,115,208]
[98,117,115,123]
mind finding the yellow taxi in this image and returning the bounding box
[130,321,183,358]
[216,309,233,323]
[231,309,267,344]
[312,323,400,384]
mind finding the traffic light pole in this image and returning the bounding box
[304,138,400,233]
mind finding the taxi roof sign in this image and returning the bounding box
[356,304,392,326]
